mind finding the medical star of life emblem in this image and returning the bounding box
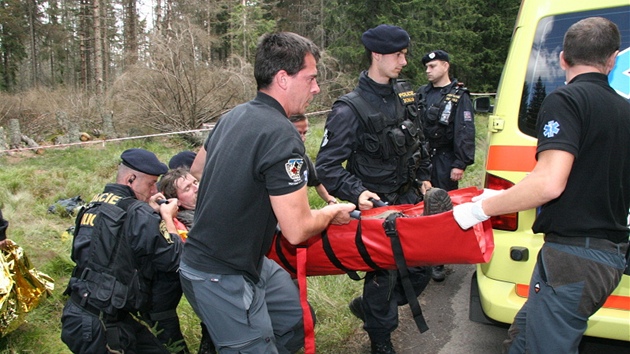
[543,120,560,138]
[285,158,304,182]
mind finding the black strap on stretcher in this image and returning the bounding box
[383,212,429,333]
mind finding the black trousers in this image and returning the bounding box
[430,150,459,191]
[360,267,431,341]
[143,272,189,354]
[61,300,169,354]
[361,189,431,341]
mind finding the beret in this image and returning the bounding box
[169,151,197,169]
[121,148,168,176]
[422,50,450,65]
[361,24,410,54]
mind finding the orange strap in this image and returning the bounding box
[297,246,315,354]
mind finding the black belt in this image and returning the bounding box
[429,146,453,154]
[545,234,629,254]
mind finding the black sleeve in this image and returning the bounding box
[304,155,320,187]
[453,91,476,170]
[315,102,368,204]
[127,206,182,273]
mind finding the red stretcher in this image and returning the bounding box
[266,187,494,353]
[268,187,494,278]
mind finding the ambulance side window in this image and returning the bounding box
[518,6,630,137]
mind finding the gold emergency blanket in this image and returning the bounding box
[0,240,54,336]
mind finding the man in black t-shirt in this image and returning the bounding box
[179,32,355,353]
[454,17,630,353]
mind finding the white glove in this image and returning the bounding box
[472,188,504,202]
[453,200,490,230]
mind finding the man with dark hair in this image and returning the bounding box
[417,50,475,282]
[315,24,449,354]
[454,17,630,353]
[61,148,182,354]
[179,32,355,353]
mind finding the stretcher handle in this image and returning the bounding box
[349,198,388,219]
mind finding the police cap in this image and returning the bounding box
[361,24,410,54]
[422,50,450,66]
[120,148,168,176]
[168,151,197,169]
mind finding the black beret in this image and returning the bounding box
[169,151,197,169]
[422,50,450,66]
[361,24,410,54]
[121,148,168,176]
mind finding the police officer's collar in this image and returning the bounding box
[360,71,395,97]
[103,183,137,200]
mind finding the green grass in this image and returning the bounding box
[0,113,488,352]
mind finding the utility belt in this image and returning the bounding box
[545,234,629,255]
[429,145,453,157]
[70,291,127,322]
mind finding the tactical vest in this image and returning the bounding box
[68,196,149,316]
[418,81,467,149]
[340,80,424,194]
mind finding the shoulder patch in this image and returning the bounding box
[285,158,304,183]
[321,129,330,147]
[543,120,560,138]
[159,220,174,244]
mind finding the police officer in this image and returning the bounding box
[418,50,475,282]
[61,148,183,354]
[316,24,438,354]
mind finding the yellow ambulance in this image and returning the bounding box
[469,0,630,341]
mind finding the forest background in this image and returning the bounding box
[0,0,519,142]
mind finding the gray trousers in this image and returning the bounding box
[503,239,627,354]
[180,257,304,354]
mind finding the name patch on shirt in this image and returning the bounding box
[285,158,304,184]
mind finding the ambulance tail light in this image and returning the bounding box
[484,173,518,231]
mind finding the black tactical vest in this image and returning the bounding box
[340,80,424,194]
[418,81,467,149]
[68,196,149,315]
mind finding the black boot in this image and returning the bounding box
[370,338,396,354]
[431,265,446,282]
[348,295,365,322]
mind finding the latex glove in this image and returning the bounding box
[453,200,490,230]
[472,188,504,202]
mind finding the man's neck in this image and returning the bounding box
[367,67,392,85]
[432,76,451,88]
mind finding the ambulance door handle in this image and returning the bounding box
[489,115,504,133]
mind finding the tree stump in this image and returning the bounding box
[8,119,21,149]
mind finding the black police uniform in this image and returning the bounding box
[418,80,475,191]
[316,71,432,344]
[61,182,182,354]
